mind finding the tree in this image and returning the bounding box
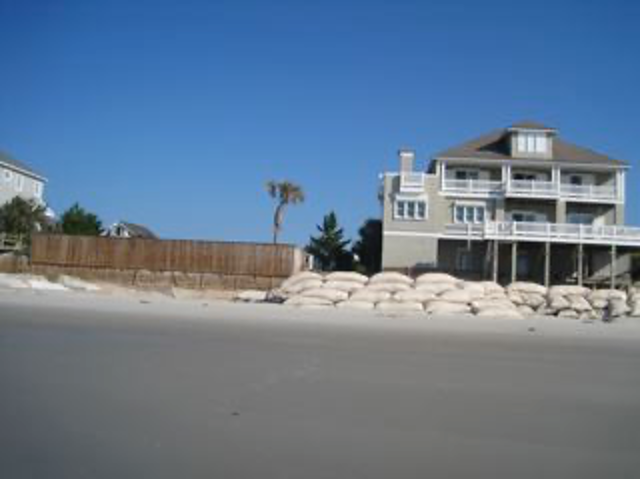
[0,197,48,237]
[352,218,382,275]
[60,203,102,236]
[266,180,305,244]
[306,211,353,271]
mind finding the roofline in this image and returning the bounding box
[0,160,48,182]
[507,126,558,134]
[433,156,629,170]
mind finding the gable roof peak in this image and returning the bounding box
[509,120,557,132]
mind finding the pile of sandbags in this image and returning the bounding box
[544,285,595,320]
[587,289,630,320]
[506,282,547,316]
[280,271,368,308]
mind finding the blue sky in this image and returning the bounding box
[1,0,639,246]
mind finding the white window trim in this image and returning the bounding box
[393,195,428,221]
[453,201,487,224]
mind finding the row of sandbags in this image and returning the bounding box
[506,282,638,320]
[236,272,640,321]
[259,271,523,317]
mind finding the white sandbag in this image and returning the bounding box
[507,282,547,296]
[609,298,630,318]
[325,271,369,284]
[629,302,640,318]
[517,305,535,316]
[557,309,579,319]
[458,282,487,300]
[471,298,516,313]
[481,281,505,296]
[349,289,392,303]
[57,275,100,291]
[415,282,457,295]
[548,285,589,297]
[324,280,365,293]
[335,300,375,310]
[507,291,525,305]
[299,288,349,302]
[522,293,546,309]
[548,295,570,312]
[588,289,627,302]
[369,272,413,286]
[284,296,334,307]
[476,308,523,319]
[280,271,323,290]
[567,295,593,313]
[376,301,424,312]
[235,290,268,303]
[365,282,412,293]
[438,289,472,304]
[416,272,458,284]
[485,292,509,301]
[393,289,437,303]
[425,300,471,315]
[283,279,323,294]
[589,298,609,310]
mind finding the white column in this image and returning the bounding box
[440,161,447,191]
[552,165,560,196]
[617,170,625,203]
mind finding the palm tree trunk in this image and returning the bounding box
[272,203,285,244]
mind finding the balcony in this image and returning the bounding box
[441,178,619,202]
[399,172,425,193]
[441,178,504,195]
[443,221,640,246]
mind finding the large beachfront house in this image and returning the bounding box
[0,150,47,206]
[381,121,639,286]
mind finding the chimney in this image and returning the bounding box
[398,149,416,172]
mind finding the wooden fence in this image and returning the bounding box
[30,234,301,278]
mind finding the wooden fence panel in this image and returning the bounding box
[30,234,299,277]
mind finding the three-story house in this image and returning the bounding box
[381,121,638,286]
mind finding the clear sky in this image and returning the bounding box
[1,0,639,246]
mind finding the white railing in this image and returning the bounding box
[508,179,557,197]
[442,178,503,194]
[559,183,617,200]
[399,172,425,193]
[441,177,618,201]
[443,221,640,245]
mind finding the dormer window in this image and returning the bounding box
[516,132,548,154]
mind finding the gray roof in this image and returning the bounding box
[0,150,46,179]
[434,124,626,167]
[120,221,158,239]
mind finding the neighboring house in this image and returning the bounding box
[106,221,158,239]
[0,150,47,206]
[381,121,640,286]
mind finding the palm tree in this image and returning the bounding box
[266,180,305,244]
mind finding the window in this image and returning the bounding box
[454,170,479,180]
[454,204,486,224]
[394,198,427,220]
[567,213,594,225]
[510,211,546,223]
[15,175,23,192]
[516,133,548,154]
[3,169,13,182]
[33,182,43,198]
[569,175,583,186]
[513,172,537,181]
